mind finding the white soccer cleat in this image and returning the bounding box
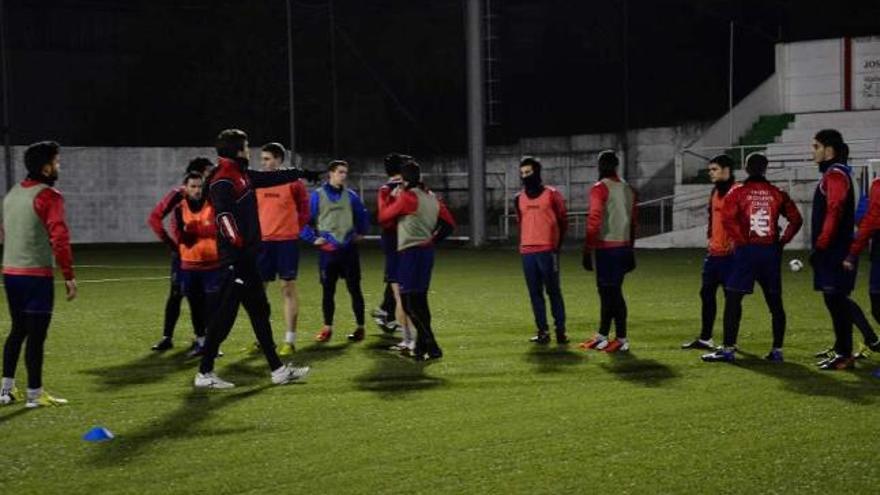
[25,391,68,408]
[271,364,310,385]
[0,386,21,405]
[594,339,610,351]
[194,372,235,389]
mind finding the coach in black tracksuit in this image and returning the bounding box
[198,129,318,379]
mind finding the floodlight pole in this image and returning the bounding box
[0,0,12,192]
[465,0,486,247]
[285,0,296,158]
[728,20,734,146]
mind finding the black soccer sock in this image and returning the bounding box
[699,283,719,341]
[2,311,26,379]
[613,287,628,339]
[823,293,853,357]
[162,284,183,338]
[345,277,366,327]
[763,291,786,349]
[598,286,615,337]
[322,279,338,327]
[380,283,396,318]
[402,292,438,353]
[851,299,879,345]
[722,290,744,348]
[23,313,51,390]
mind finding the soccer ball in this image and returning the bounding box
[789,259,803,272]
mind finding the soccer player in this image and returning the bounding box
[300,160,370,343]
[148,157,214,352]
[682,155,737,350]
[809,130,862,370]
[514,156,569,345]
[842,171,880,357]
[580,151,637,353]
[1,142,76,407]
[377,152,416,351]
[702,153,802,363]
[378,160,456,360]
[250,142,309,356]
[173,172,221,358]
[195,129,316,389]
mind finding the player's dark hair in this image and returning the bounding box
[186,157,214,175]
[261,142,286,162]
[384,152,411,177]
[328,159,349,172]
[814,129,846,161]
[745,152,768,177]
[401,160,421,188]
[24,141,60,178]
[597,150,619,178]
[709,154,734,169]
[215,129,248,159]
[519,156,542,174]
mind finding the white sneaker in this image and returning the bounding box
[271,364,310,385]
[194,372,235,389]
[594,339,610,351]
[389,340,414,351]
[0,386,21,405]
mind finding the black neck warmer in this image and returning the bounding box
[715,176,735,197]
[522,173,544,199]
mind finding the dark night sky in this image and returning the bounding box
[4,0,880,153]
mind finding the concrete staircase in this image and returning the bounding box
[641,110,880,249]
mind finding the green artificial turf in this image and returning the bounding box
[0,245,878,494]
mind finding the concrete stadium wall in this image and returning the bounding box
[0,124,704,243]
[777,38,845,113]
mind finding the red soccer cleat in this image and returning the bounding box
[603,339,629,353]
[578,336,605,351]
[314,326,333,343]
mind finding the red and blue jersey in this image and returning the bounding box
[721,177,802,248]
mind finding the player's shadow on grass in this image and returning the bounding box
[525,345,587,373]
[294,342,352,366]
[87,386,266,467]
[80,350,197,391]
[736,351,879,405]
[353,334,447,398]
[599,351,679,387]
[0,406,32,425]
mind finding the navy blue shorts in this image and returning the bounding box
[170,255,182,290]
[702,254,734,289]
[726,245,782,294]
[398,247,435,293]
[381,232,400,283]
[870,260,880,294]
[258,240,300,282]
[319,245,361,285]
[4,275,54,315]
[812,248,856,295]
[595,247,634,287]
[384,251,400,284]
[180,269,224,297]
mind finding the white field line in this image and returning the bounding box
[0,275,170,287]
